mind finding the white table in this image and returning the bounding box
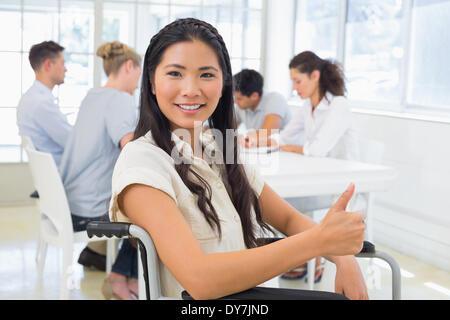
[242,150,397,289]
[243,150,396,198]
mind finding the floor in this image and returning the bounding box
[0,205,449,300]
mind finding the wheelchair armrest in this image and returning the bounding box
[359,240,376,254]
[257,237,375,256]
[86,221,131,239]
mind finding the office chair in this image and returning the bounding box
[21,135,41,262]
[25,147,117,299]
[21,136,39,201]
[87,221,401,300]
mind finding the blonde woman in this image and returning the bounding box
[59,41,142,299]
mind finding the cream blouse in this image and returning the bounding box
[109,130,265,298]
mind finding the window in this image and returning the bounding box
[103,0,263,73]
[408,0,450,109]
[0,0,265,163]
[294,0,340,60]
[345,0,405,104]
[293,0,450,117]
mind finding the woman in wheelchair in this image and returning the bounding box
[108,18,368,300]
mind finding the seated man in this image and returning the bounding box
[233,69,291,148]
[17,40,71,167]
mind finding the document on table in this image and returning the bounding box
[241,146,279,154]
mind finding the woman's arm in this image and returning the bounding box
[118,182,365,299]
[260,183,368,300]
[279,144,304,154]
[245,114,282,148]
[118,183,324,299]
[268,107,305,148]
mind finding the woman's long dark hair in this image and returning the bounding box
[289,51,346,102]
[134,18,273,248]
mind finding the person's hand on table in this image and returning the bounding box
[238,134,246,147]
[244,131,258,148]
[279,144,303,154]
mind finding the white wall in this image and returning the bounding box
[352,112,450,271]
[0,163,35,206]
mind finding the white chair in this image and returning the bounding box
[21,135,42,263]
[21,135,35,150]
[24,146,115,299]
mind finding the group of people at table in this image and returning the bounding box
[17,18,367,300]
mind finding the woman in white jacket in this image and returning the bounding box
[273,51,360,281]
[274,51,358,161]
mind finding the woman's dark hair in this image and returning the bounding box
[134,18,273,248]
[289,51,346,101]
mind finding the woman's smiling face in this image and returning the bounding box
[152,39,223,132]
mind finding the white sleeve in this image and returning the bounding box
[109,142,177,222]
[303,98,351,157]
[276,106,305,146]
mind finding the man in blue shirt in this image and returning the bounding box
[17,41,72,167]
[233,69,292,148]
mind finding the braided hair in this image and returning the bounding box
[134,18,273,248]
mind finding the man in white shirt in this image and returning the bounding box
[233,69,291,148]
[17,40,71,167]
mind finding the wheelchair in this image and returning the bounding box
[87,221,401,300]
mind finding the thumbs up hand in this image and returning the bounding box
[317,183,366,256]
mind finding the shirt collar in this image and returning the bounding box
[33,80,55,97]
[307,92,333,111]
[247,106,262,113]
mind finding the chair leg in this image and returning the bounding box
[35,236,42,263]
[37,242,48,279]
[106,239,118,274]
[60,244,73,300]
[35,212,43,263]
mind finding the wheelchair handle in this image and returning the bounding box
[86,221,131,239]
